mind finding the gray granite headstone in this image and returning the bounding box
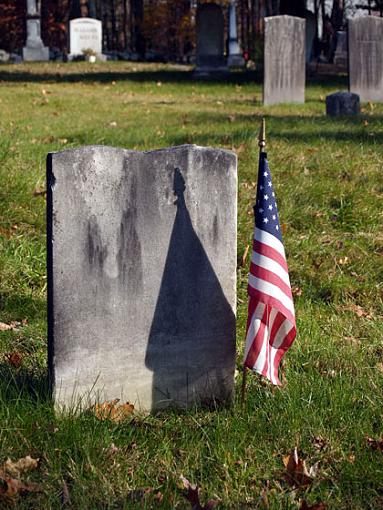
[349,16,383,102]
[326,91,360,116]
[263,16,305,105]
[47,145,237,412]
[195,3,227,75]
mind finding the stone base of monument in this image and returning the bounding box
[227,54,245,68]
[23,45,49,62]
[326,91,360,116]
[193,65,229,77]
[68,53,107,62]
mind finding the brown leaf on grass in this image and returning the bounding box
[292,286,303,297]
[300,501,327,510]
[33,187,47,197]
[0,475,40,498]
[312,436,327,452]
[366,436,383,451]
[180,475,218,510]
[5,352,23,368]
[93,399,134,423]
[0,321,20,331]
[343,304,373,319]
[4,456,39,477]
[282,448,318,488]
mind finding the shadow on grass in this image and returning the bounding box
[0,292,46,322]
[0,363,49,403]
[0,66,348,88]
[0,68,260,85]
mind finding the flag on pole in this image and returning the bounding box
[244,151,296,385]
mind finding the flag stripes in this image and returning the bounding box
[244,154,296,386]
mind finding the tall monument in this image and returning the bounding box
[23,0,49,61]
[227,1,245,68]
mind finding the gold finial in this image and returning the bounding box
[258,117,266,152]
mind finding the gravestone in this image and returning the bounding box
[334,31,347,67]
[69,17,102,57]
[348,16,383,102]
[23,0,49,61]
[47,144,237,412]
[195,3,227,75]
[263,16,305,105]
[305,10,316,64]
[326,91,360,116]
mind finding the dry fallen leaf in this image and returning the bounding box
[180,475,218,510]
[366,436,383,451]
[312,436,327,452]
[300,501,327,510]
[343,304,373,319]
[33,187,47,197]
[93,399,134,423]
[0,321,20,331]
[60,480,71,506]
[282,448,318,488]
[0,475,40,499]
[4,456,39,477]
[6,352,23,368]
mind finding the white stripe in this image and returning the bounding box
[253,320,268,373]
[248,275,295,315]
[266,308,278,381]
[251,251,290,287]
[254,227,286,257]
[244,302,264,361]
[269,319,295,385]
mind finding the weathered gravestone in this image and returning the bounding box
[195,3,227,75]
[263,16,305,105]
[349,16,383,102]
[70,18,102,58]
[47,145,237,412]
[326,91,360,116]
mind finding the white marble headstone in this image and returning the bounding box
[70,18,102,56]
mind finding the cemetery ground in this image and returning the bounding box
[0,62,382,509]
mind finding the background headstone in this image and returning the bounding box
[334,31,347,67]
[23,0,49,61]
[348,16,383,102]
[69,18,102,57]
[263,16,305,105]
[326,91,360,116]
[47,144,237,412]
[305,10,316,64]
[195,3,227,75]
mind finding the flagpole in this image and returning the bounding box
[241,117,266,405]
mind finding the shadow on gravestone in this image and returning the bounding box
[145,168,235,410]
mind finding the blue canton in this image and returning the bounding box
[254,152,283,242]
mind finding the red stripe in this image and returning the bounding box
[247,286,295,325]
[245,298,258,332]
[253,239,288,272]
[245,306,267,369]
[250,262,292,299]
[271,326,297,385]
[260,311,285,378]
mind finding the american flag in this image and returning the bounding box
[244,152,296,385]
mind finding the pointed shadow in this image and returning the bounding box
[145,168,236,411]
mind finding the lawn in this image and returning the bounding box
[0,62,382,509]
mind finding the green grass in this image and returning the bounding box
[0,62,382,509]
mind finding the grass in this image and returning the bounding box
[0,61,382,509]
